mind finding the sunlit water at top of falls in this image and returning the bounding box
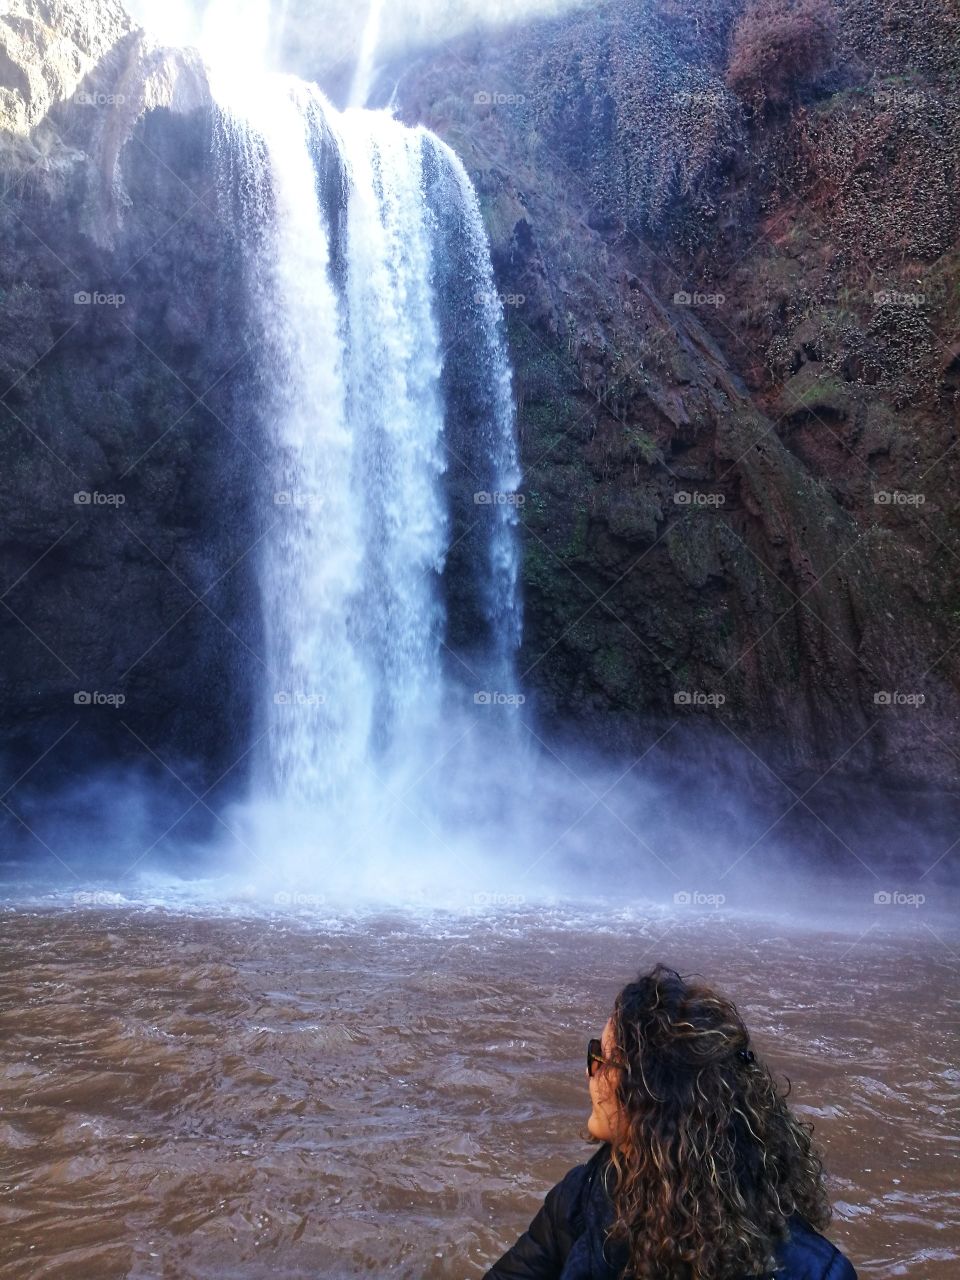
[348,0,386,107]
[126,0,598,85]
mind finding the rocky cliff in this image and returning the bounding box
[388,0,960,789]
[0,1,263,811]
[1,0,958,807]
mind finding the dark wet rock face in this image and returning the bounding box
[391,0,960,788]
[0,6,265,802]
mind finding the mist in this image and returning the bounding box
[4,711,955,936]
[123,0,596,90]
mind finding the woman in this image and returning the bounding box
[483,964,857,1280]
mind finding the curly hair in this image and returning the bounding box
[601,964,830,1279]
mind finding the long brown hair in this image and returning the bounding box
[602,964,830,1279]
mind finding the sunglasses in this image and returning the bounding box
[587,1037,609,1078]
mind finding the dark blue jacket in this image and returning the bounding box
[483,1146,858,1280]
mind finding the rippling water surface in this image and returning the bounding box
[0,901,956,1278]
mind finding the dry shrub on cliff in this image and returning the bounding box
[788,86,959,263]
[726,0,836,108]
[523,0,745,249]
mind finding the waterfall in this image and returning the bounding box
[435,140,523,681]
[338,108,452,753]
[211,70,522,845]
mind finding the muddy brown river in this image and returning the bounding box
[0,902,956,1278]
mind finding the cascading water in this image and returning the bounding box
[435,146,523,683]
[337,109,450,759]
[208,56,522,887]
